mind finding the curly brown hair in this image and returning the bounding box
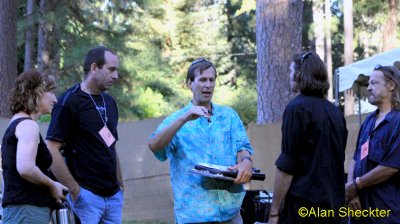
[10,69,57,115]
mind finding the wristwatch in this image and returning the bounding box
[241,156,252,163]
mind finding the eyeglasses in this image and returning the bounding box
[374,64,395,79]
[301,52,312,64]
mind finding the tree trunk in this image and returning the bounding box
[302,1,314,50]
[0,0,18,118]
[313,0,325,61]
[312,0,333,101]
[325,0,333,101]
[37,0,60,78]
[383,0,398,51]
[256,0,303,124]
[37,0,45,71]
[24,0,36,71]
[344,0,354,116]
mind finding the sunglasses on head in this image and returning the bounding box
[301,52,312,64]
[191,58,209,66]
[374,64,394,76]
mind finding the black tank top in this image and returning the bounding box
[1,117,55,208]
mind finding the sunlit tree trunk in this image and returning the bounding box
[383,0,398,51]
[313,0,325,60]
[312,0,332,100]
[256,0,303,124]
[325,0,333,101]
[344,0,354,116]
[0,0,18,118]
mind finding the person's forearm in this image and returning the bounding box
[357,165,398,189]
[236,150,251,164]
[18,165,56,188]
[345,159,358,202]
[231,150,253,184]
[270,168,293,215]
[347,159,356,183]
[46,140,80,192]
[116,152,123,189]
[148,116,187,152]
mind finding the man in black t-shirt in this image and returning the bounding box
[46,46,123,223]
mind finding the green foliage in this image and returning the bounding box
[227,78,257,126]
[135,87,172,119]
[15,0,258,124]
[330,0,345,71]
[301,0,398,77]
[38,114,51,123]
[13,0,400,124]
[353,0,389,59]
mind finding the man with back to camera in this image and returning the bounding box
[148,58,254,224]
[346,65,400,224]
[46,46,124,223]
[269,52,348,224]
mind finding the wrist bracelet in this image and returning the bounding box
[353,179,358,190]
[354,177,361,190]
[241,156,252,163]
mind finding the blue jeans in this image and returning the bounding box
[3,204,51,224]
[67,187,123,224]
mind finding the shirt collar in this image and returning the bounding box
[187,101,221,116]
[373,108,399,124]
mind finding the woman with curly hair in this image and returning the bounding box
[1,69,67,223]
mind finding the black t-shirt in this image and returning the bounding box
[46,84,120,197]
[275,94,348,209]
[1,117,55,208]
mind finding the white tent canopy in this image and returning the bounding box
[337,48,400,92]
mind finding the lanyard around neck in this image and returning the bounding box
[81,83,108,126]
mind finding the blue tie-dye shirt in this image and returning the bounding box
[150,102,254,223]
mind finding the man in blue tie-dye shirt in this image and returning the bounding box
[148,58,254,224]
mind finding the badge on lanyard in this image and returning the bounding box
[360,140,369,160]
[99,125,116,147]
[82,83,115,148]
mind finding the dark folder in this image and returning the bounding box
[192,163,266,181]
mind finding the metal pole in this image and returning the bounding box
[334,69,339,106]
[358,90,362,126]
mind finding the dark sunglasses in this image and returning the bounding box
[301,52,312,64]
[374,64,393,76]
